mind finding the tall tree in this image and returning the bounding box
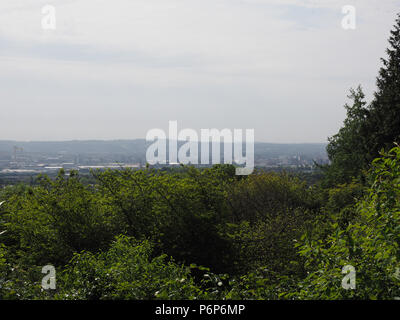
[325,86,370,184]
[326,14,400,184]
[367,14,400,159]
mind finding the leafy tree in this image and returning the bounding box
[0,171,118,267]
[326,14,400,184]
[224,172,318,275]
[325,86,370,184]
[296,147,400,299]
[368,14,400,158]
[56,235,202,300]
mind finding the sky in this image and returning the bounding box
[0,0,398,143]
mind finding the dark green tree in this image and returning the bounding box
[326,14,400,184]
[326,86,370,184]
[367,14,400,159]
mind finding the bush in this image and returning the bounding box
[56,235,204,300]
[296,147,400,299]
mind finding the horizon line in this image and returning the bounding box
[0,139,328,145]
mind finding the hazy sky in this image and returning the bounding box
[0,0,398,143]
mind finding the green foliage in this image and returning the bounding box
[224,172,317,275]
[94,165,235,273]
[0,164,321,300]
[56,235,202,300]
[326,86,370,185]
[367,15,400,159]
[296,147,400,299]
[1,171,117,266]
[0,131,399,301]
[326,15,400,185]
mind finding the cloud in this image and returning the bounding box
[0,0,398,142]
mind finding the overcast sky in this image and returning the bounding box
[0,0,398,143]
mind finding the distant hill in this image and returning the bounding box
[0,140,147,154]
[0,140,328,163]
